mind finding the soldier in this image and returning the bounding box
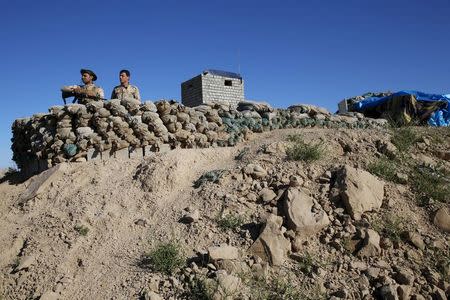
[61,69,105,104]
[111,69,141,101]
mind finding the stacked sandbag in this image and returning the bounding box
[11,99,388,172]
[141,101,168,144]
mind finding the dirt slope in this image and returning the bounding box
[0,127,449,300]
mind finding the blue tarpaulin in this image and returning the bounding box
[353,90,450,126]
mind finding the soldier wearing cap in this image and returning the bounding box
[61,69,105,104]
[111,69,141,101]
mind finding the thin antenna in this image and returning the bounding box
[238,48,241,74]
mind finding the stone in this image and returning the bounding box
[407,232,425,250]
[180,209,200,224]
[259,188,276,203]
[366,267,381,279]
[433,207,450,233]
[249,214,290,266]
[435,150,450,161]
[243,164,267,179]
[289,175,303,187]
[376,140,398,159]
[432,286,447,300]
[208,245,239,262]
[397,285,411,300]
[336,165,385,220]
[134,218,149,227]
[216,272,241,297]
[16,255,35,271]
[40,291,59,300]
[378,284,399,300]
[358,229,381,258]
[264,142,286,154]
[19,163,68,203]
[395,172,408,184]
[146,291,163,300]
[282,188,330,235]
[393,269,415,285]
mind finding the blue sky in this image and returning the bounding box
[1,0,450,168]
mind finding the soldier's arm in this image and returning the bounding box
[97,88,105,99]
[111,88,116,100]
[134,86,141,101]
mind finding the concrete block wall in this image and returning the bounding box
[181,75,203,107]
[181,73,244,108]
[202,74,244,108]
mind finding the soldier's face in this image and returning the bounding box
[119,73,129,85]
[82,73,93,84]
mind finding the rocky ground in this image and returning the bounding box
[0,127,449,300]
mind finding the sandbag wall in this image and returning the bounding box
[11,99,387,174]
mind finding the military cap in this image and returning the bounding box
[80,69,97,81]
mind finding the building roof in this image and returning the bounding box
[203,69,242,79]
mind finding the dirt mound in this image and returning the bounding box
[0,127,449,299]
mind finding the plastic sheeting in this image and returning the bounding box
[353,90,450,126]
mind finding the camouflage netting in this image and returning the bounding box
[11,99,388,172]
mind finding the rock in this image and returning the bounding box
[216,272,241,298]
[378,284,399,300]
[264,142,286,154]
[259,188,276,203]
[358,229,381,258]
[15,255,35,271]
[289,175,303,187]
[19,163,69,203]
[366,267,381,279]
[432,286,447,300]
[40,291,59,300]
[435,150,450,161]
[282,188,330,235]
[180,209,200,224]
[208,245,239,262]
[397,285,412,300]
[433,207,450,233]
[395,173,408,184]
[243,164,267,179]
[249,214,290,266]
[336,165,385,220]
[144,291,163,300]
[407,232,425,250]
[135,218,149,227]
[376,140,398,159]
[393,269,415,285]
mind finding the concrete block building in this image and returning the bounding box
[181,69,244,107]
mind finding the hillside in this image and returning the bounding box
[0,127,449,300]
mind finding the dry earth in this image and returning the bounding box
[0,127,449,300]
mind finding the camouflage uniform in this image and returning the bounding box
[111,84,141,101]
[75,83,105,105]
